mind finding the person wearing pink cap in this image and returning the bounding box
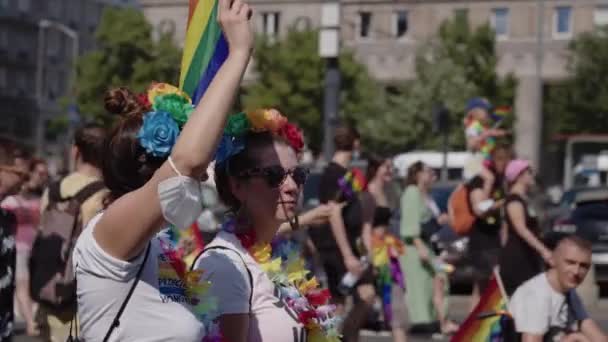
[498,159,553,296]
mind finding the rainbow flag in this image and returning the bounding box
[451,273,510,342]
[179,0,229,105]
[491,106,511,122]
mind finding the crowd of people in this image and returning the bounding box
[0,1,606,341]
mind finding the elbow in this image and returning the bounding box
[170,151,207,177]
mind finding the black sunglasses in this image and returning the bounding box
[238,166,309,188]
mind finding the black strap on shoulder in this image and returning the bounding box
[191,246,254,310]
[102,243,151,342]
[47,180,63,204]
[73,181,105,205]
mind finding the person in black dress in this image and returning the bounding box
[0,143,28,341]
[499,159,553,296]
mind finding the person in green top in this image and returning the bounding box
[400,161,458,336]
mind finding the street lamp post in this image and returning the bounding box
[34,19,79,156]
[319,1,341,162]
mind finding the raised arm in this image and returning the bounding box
[95,0,254,260]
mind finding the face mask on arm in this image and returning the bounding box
[158,157,205,230]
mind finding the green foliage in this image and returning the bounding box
[75,8,181,125]
[366,16,517,152]
[545,26,608,137]
[243,29,384,152]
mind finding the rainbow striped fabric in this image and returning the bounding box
[451,274,509,342]
[492,106,511,122]
[179,0,229,105]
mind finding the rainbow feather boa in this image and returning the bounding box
[224,220,341,342]
[371,231,406,326]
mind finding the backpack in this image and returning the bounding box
[29,179,105,312]
[448,183,476,236]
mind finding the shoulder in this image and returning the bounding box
[511,274,549,305]
[403,186,421,198]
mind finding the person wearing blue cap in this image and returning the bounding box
[463,97,507,180]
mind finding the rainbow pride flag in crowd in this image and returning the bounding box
[179,0,229,105]
[491,106,511,123]
[451,272,510,342]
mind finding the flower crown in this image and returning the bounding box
[136,83,194,158]
[215,109,305,165]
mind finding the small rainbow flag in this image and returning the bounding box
[491,106,511,122]
[451,272,510,342]
[337,168,367,200]
[179,0,229,105]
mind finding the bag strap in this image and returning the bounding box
[48,180,63,204]
[190,246,254,310]
[102,243,151,342]
[72,181,105,206]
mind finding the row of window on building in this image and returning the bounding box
[257,5,608,41]
[0,67,64,100]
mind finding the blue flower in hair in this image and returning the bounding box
[215,134,245,165]
[137,111,180,158]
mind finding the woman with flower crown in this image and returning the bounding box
[70,1,254,341]
[192,108,340,342]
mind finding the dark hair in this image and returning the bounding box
[215,131,290,212]
[366,155,388,182]
[102,87,164,203]
[74,123,107,169]
[405,161,425,186]
[333,125,360,152]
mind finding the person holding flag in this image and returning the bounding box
[72,0,255,340]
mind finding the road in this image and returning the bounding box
[14,296,608,342]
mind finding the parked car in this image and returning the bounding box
[546,188,608,285]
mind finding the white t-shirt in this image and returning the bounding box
[73,214,205,341]
[193,231,306,342]
[509,272,588,336]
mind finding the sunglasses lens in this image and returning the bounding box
[265,166,287,188]
[292,167,309,186]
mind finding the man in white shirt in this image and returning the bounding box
[509,236,607,342]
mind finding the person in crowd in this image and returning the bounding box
[1,159,48,337]
[466,144,510,308]
[362,156,408,342]
[0,143,29,341]
[400,161,457,336]
[71,2,254,340]
[34,125,107,342]
[194,108,340,342]
[308,125,376,342]
[463,97,507,180]
[510,236,607,342]
[499,159,552,296]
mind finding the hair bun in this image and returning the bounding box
[104,87,141,117]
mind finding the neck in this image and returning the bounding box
[332,151,352,168]
[417,182,428,193]
[368,179,384,194]
[546,270,568,294]
[76,163,102,179]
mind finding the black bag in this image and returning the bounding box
[420,218,442,244]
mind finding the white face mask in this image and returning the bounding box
[158,157,205,230]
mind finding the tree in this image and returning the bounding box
[545,26,608,137]
[243,29,384,153]
[75,8,181,125]
[365,16,517,153]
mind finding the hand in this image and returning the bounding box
[418,246,431,264]
[487,128,507,137]
[562,332,591,342]
[542,250,554,267]
[218,0,254,56]
[344,255,363,277]
[437,213,450,226]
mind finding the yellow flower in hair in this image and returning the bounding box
[246,108,288,132]
[298,277,319,295]
[148,83,192,105]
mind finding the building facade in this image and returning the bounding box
[0,0,137,152]
[140,0,608,166]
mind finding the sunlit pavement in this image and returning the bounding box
[14,296,608,342]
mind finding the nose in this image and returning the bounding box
[281,172,299,196]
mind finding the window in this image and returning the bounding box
[17,0,30,12]
[393,10,408,38]
[594,6,608,28]
[454,8,469,22]
[261,12,280,37]
[358,11,372,39]
[553,6,572,38]
[16,70,26,94]
[492,8,509,38]
[0,28,8,50]
[48,0,60,18]
[0,0,9,10]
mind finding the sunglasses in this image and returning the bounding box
[238,166,309,188]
